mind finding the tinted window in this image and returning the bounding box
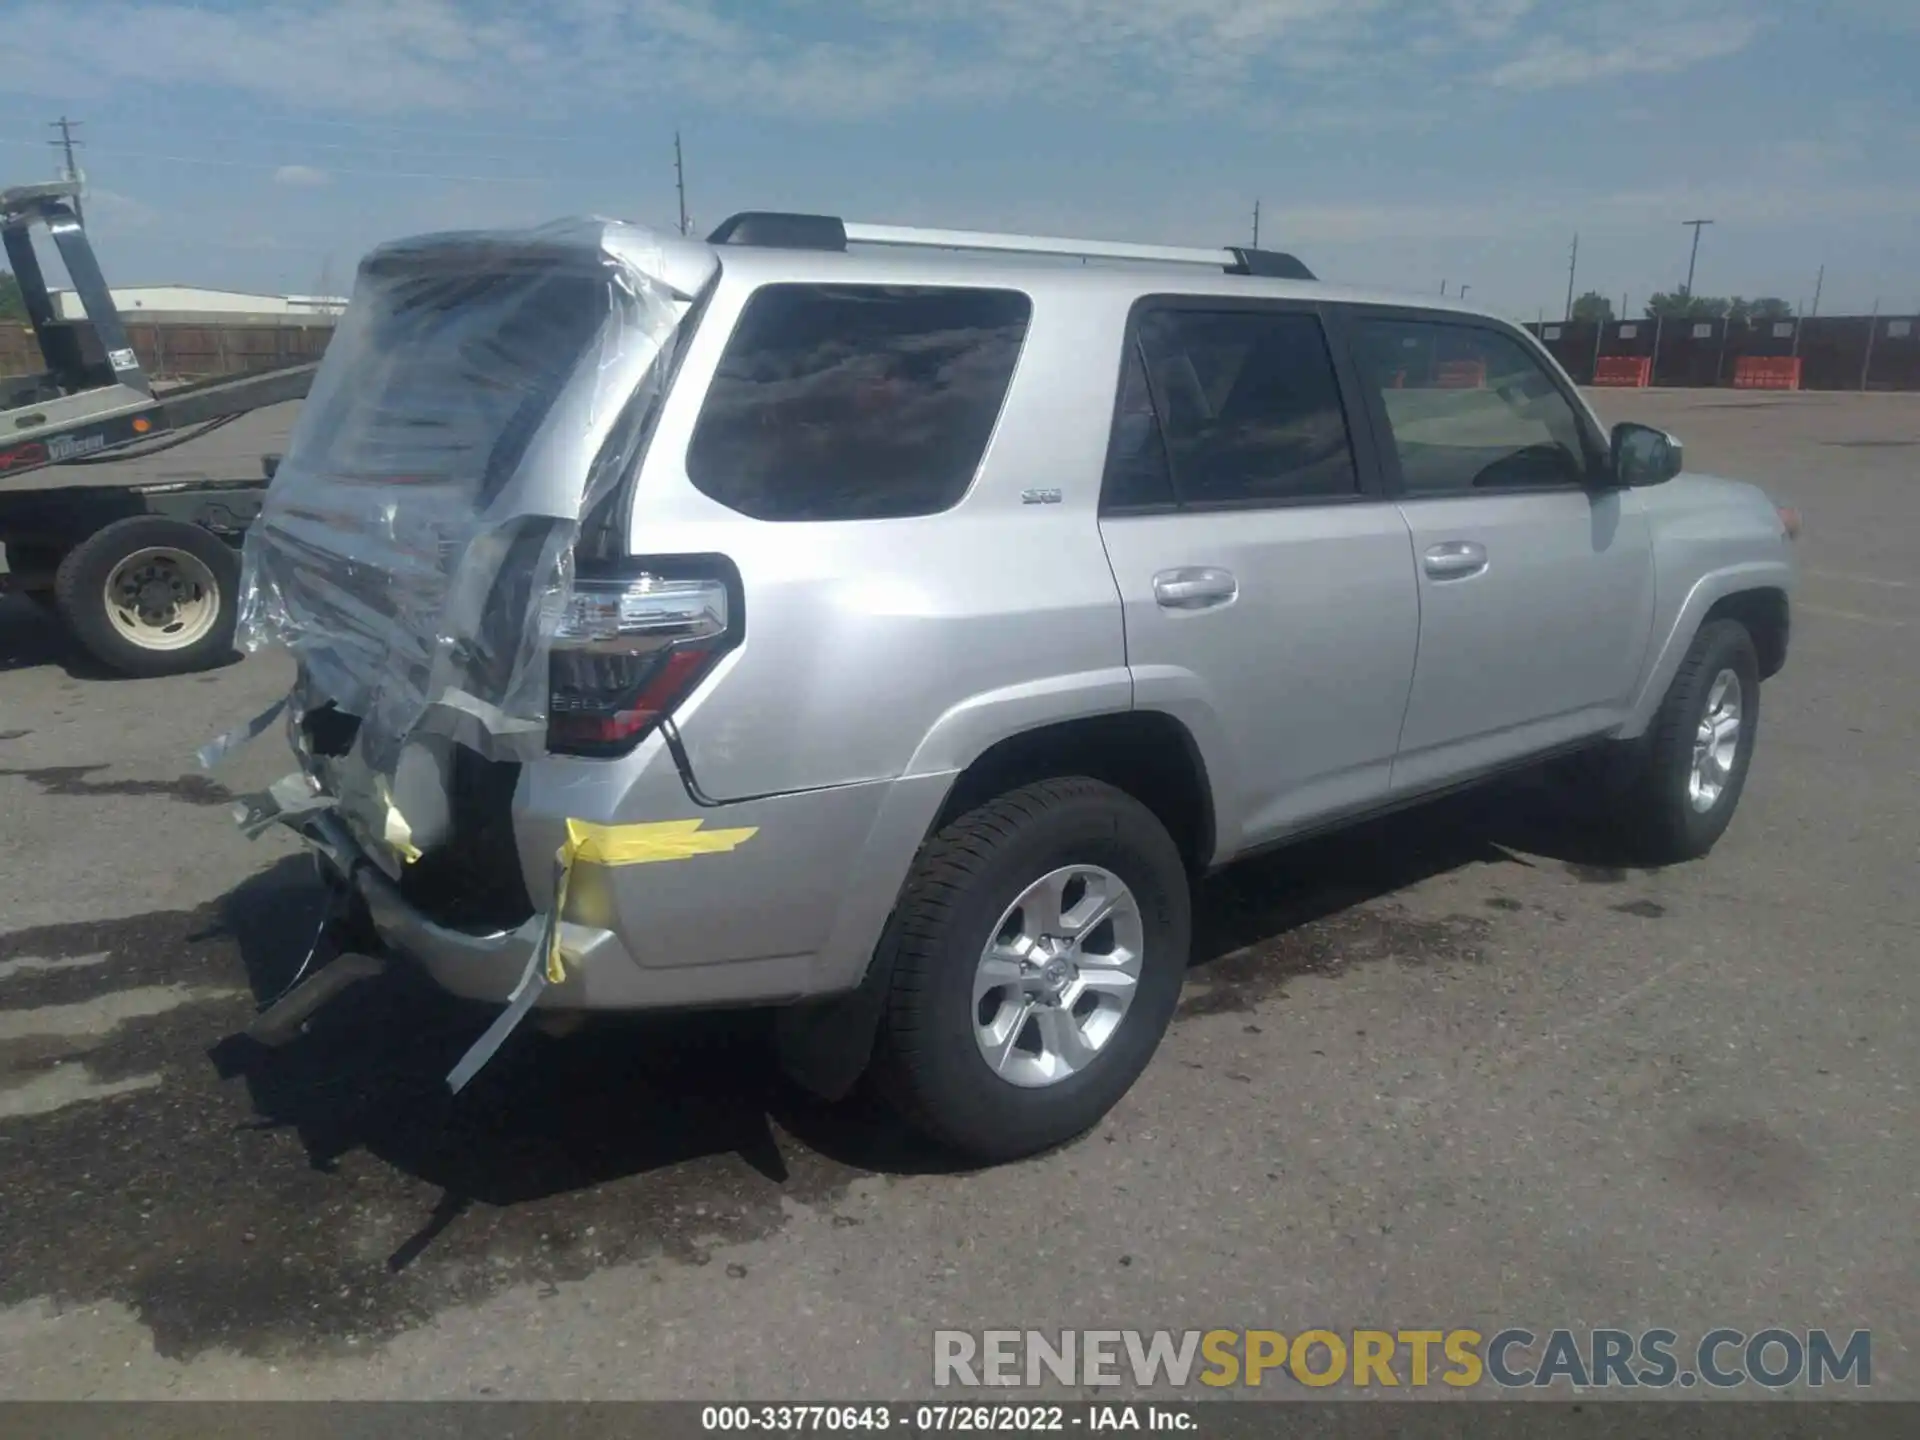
[1101,341,1178,509]
[1108,308,1359,509]
[1351,319,1592,494]
[686,284,1030,521]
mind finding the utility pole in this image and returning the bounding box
[1680,218,1714,299]
[1860,298,1880,392]
[1440,279,1448,296]
[1564,232,1579,322]
[1251,200,1260,248]
[1809,264,1824,318]
[674,130,690,237]
[48,116,84,223]
[1459,284,1471,301]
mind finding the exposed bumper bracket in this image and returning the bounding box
[244,951,388,1048]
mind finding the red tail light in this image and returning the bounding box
[546,561,739,757]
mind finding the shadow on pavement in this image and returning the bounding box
[0,592,242,680]
[208,768,1628,1270]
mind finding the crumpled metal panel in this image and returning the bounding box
[235,217,689,774]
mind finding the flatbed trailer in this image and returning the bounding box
[0,181,315,676]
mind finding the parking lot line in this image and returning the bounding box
[1807,568,1911,589]
[1798,603,1909,627]
[0,951,110,984]
[0,1066,162,1121]
[0,984,242,1042]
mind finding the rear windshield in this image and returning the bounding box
[292,266,613,505]
[686,283,1031,521]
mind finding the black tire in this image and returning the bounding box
[54,516,241,678]
[1612,618,1762,865]
[871,777,1192,1163]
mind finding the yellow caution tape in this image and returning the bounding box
[543,818,758,984]
[373,779,422,865]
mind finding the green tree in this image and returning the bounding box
[1744,296,1794,322]
[1645,290,1730,320]
[0,270,25,322]
[1570,290,1614,323]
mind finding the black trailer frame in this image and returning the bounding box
[0,180,318,674]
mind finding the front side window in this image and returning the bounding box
[686,284,1031,521]
[1104,307,1359,510]
[1350,318,1593,494]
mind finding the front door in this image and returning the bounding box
[1343,313,1656,794]
[1097,301,1420,856]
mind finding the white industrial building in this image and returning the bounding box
[51,285,348,323]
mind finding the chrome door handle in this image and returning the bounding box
[1152,567,1238,610]
[1422,541,1488,579]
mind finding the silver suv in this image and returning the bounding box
[235,211,1799,1162]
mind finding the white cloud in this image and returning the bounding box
[1490,15,1760,90]
[273,164,330,187]
[1447,0,1537,42]
[0,0,1776,123]
[75,186,159,236]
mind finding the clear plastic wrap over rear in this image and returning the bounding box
[236,218,693,771]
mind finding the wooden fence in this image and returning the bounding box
[0,317,337,382]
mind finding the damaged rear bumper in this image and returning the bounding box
[286,764,953,1015]
[300,807,635,1010]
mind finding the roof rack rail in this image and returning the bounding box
[705,212,1314,281]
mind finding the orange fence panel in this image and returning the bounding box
[1733,356,1802,390]
[1435,359,1486,389]
[1593,355,1653,387]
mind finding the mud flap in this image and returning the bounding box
[772,910,900,1102]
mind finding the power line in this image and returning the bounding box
[202,110,605,145]
[0,96,604,146]
[0,134,548,184]
[183,134,559,166]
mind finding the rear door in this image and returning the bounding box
[1340,310,1656,794]
[1097,299,1420,857]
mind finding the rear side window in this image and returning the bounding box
[686,284,1031,521]
[1103,306,1360,510]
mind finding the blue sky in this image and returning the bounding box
[2,0,1917,320]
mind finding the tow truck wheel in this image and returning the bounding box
[54,516,241,677]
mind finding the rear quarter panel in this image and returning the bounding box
[627,275,1136,802]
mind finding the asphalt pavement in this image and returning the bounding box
[0,388,1913,1400]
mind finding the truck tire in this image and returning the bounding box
[54,516,241,678]
[1612,619,1761,865]
[871,777,1192,1163]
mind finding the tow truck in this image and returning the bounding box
[0,181,315,676]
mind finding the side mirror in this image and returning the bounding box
[1611,422,1683,487]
